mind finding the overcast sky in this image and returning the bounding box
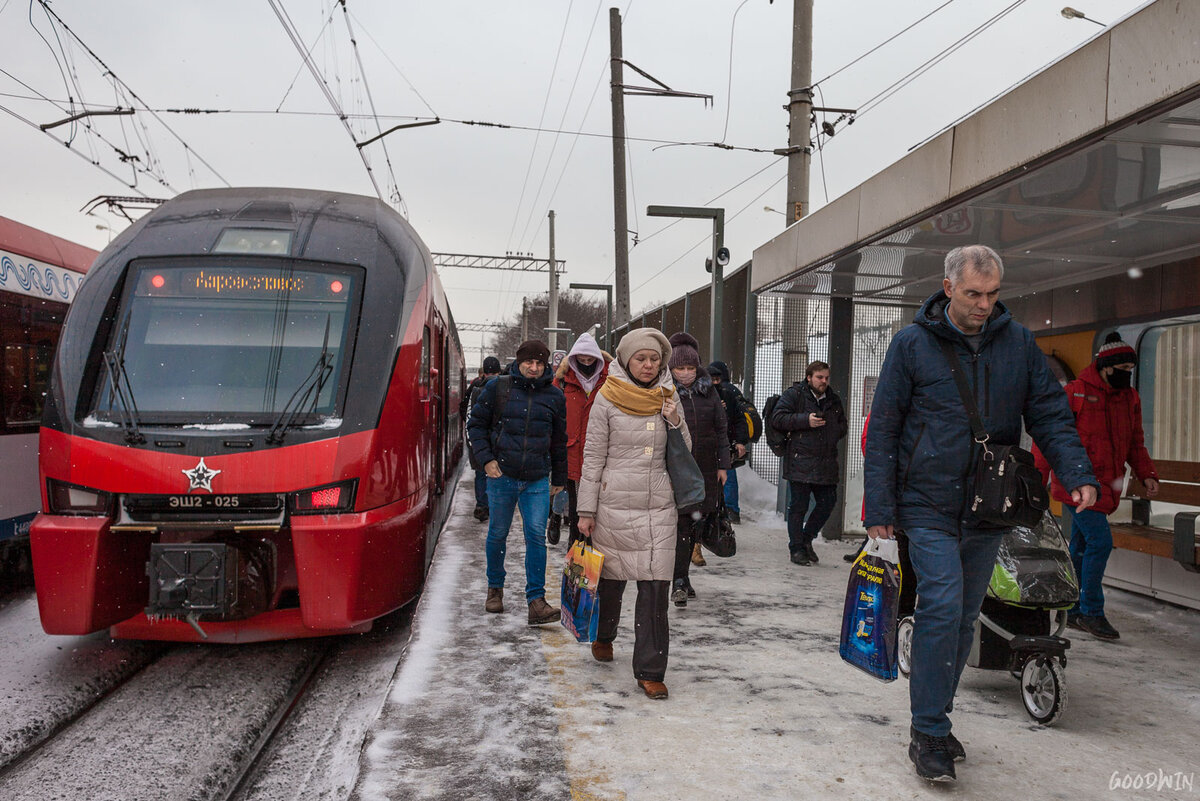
[1,0,1150,363]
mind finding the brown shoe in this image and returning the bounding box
[528,596,560,625]
[637,679,669,700]
[591,640,613,662]
[485,587,504,614]
[691,542,706,567]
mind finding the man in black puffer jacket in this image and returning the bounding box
[771,360,848,566]
[468,340,567,626]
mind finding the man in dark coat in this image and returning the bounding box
[463,356,503,521]
[771,360,848,566]
[865,244,1097,784]
[708,360,751,524]
[468,340,568,625]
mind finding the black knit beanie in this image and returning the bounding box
[515,339,550,365]
[1095,332,1137,370]
[667,332,700,369]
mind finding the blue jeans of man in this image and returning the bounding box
[1063,507,1113,617]
[486,475,551,603]
[787,481,837,553]
[473,469,489,509]
[905,525,1006,737]
[723,466,740,514]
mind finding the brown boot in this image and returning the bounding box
[485,587,504,614]
[527,596,560,625]
[691,542,706,567]
[591,640,613,662]
[637,679,669,700]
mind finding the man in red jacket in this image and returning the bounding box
[1035,333,1159,641]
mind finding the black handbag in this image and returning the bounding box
[938,339,1049,528]
[698,497,737,558]
[665,424,706,511]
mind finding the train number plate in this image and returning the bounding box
[125,493,282,515]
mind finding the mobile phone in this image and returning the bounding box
[814,411,826,420]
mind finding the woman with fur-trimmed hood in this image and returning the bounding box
[550,333,612,546]
[578,328,688,700]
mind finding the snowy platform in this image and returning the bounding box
[353,469,1200,800]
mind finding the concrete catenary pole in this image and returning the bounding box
[548,210,558,351]
[610,7,631,327]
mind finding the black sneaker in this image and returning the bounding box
[546,513,561,546]
[909,727,956,782]
[473,506,489,522]
[727,510,741,525]
[946,731,966,762]
[805,543,820,564]
[671,580,688,607]
[790,551,811,566]
[685,580,696,599]
[1077,614,1120,640]
[1065,612,1084,631]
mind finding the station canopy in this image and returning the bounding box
[752,0,1200,307]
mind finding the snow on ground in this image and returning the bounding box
[355,468,1200,800]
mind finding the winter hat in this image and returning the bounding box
[615,328,672,375]
[515,339,550,365]
[567,333,607,394]
[708,360,731,382]
[482,356,502,374]
[1095,332,1137,370]
[667,332,701,369]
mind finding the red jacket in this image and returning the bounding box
[1034,363,1156,515]
[554,356,611,481]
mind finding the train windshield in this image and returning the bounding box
[89,261,362,424]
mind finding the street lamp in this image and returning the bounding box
[569,282,613,352]
[763,206,785,216]
[645,205,727,363]
[1061,6,1105,26]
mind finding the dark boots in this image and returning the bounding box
[528,596,560,625]
[485,587,503,613]
[546,513,562,545]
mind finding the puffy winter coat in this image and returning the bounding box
[577,360,689,581]
[554,355,611,482]
[772,381,848,485]
[675,375,731,513]
[466,362,567,486]
[709,361,751,445]
[864,291,1096,532]
[1034,363,1156,515]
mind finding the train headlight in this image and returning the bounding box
[47,479,114,516]
[290,479,356,515]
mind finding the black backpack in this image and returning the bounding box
[737,394,764,444]
[762,393,789,457]
[468,376,513,470]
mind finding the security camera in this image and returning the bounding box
[715,247,730,267]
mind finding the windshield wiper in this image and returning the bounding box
[101,314,145,444]
[266,317,334,445]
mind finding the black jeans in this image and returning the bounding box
[787,481,837,554]
[673,514,697,582]
[597,578,670,681]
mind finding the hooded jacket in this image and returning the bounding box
[578,330,688,581]
[1033,362,1156,515]
[674,373,731,513]
[864,291,1096,532]
[708,361,751,446]
[554,335,612,481]
[772,379,848,485]
[467,361,568,485]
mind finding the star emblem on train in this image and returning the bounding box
[182,458,221,492]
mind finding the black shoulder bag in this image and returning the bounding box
[938,339,1049,528]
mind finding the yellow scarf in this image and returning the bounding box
[600,375,674,416]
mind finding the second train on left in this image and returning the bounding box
[31,188,464,642]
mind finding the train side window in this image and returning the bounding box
[420,326,431,395]
[1139,318,1200,462]
[0,295,67,433]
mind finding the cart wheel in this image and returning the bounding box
[1020,655,1067,726]
[897,616,914,678]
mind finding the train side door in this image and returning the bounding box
[430,314,446,496]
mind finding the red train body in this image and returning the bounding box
[31,189,464,643]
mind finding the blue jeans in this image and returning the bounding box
[723,466,740,514]
[486,475,551,603]
[905,525,1005,737]
[473,469,489,509]
[1063,507,1113,617]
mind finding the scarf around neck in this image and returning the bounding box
[600,375,674,416]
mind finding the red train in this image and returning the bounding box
[31,188,464,642]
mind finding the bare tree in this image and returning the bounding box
[487,290,608,362]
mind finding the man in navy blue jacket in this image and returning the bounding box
[865,245,1097,784]
[468,339,568,626]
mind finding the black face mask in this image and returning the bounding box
[1107,368,1132,389]
[576,360,598,377]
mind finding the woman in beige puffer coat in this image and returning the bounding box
[577,328,689,700]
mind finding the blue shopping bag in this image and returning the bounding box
[839,537,902,682]
[560,540,604,643]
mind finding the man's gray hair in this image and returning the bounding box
[944,245,1004,285]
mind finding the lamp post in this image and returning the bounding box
[569,282,613,352]
[1061,6,1105,26]
[645,205,727,363]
